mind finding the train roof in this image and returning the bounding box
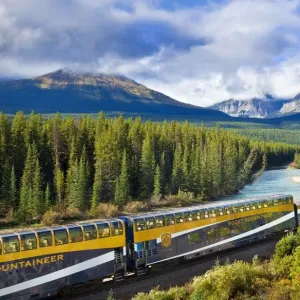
[126,194,293,220]
[0,194,293,236]
[0,218,123,236]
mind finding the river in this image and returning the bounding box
[221,166,300,201]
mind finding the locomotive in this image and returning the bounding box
[0,194,298,300]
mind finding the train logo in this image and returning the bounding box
[161,233,172,248]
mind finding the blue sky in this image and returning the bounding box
[1,0,300,106]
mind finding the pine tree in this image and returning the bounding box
[9,166,17,210]
[0,161,10,215]
[171,143,183,194]
[114,150,129,206]
[44,183,51,210]
[32,158,43,216]
[54,155,64,205]
[140,133,155,199]
[19,144,38,222]
[153,164,162,199]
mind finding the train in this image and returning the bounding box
[0,194,299,300]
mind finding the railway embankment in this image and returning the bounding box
[72,238,279,300]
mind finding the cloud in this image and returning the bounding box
[1,0,300,105]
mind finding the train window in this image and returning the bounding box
[226,207,233,215]
[54,229,68,246]
[146,217,155,229]
[251,203,257,210]
[217,208,224,216]
[239,206,244,212]
[69,227,83,243]
[257,202,262,209]
[83,225,97,241]
[38,231,53,248]
[232,206,238,213]
[191,210,200,220]
[184,212,192,222]
[175,213,184,223]
[273,199,279,206]
[165,214,175,225]
[135,219,145,231]
[208,209,216,218]
[3,235,20,254]
[204,211,209,219]
[111,221,123,236]
[21,234,37,251]
[97,223,110,238]
[155,216,165,227]
[200,210,205,219]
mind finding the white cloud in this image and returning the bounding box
[1,0,300,106]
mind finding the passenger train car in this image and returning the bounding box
[0,194,298,300]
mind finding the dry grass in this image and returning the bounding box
[63,207,83,220]
[94,203,119,218]
[41,209,62,226]
[123,201,150,214]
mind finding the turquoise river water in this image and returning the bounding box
[221,167,300,201]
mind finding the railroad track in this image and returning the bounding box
[63,238,278,300]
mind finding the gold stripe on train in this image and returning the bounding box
[0,235,125,263]
[133,204,294,242]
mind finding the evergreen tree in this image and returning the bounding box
[153,164,162,198]
[44,183,51,210]
[54,155,64,205]
[9,166,17,210]
[140,133,155,199]
[19,144,39,222]
[114,150,129,206]
[32,158,43,216]
[0,162,11,215]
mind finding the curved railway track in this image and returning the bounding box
[67,238,278,300]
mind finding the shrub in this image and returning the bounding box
[266,279,294,300]
[63,207,83,220]
[131,286,188,300]
[41,209,61,226]
[94,203,119,218]
[190,261,270,300]
[274,233,300,259]
[123,201,149,213]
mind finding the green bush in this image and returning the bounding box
[273,233,300,259]
[190,261,271,300]
[132,286,188,300]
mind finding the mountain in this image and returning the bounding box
[209,94,293,118]
[210,91,300,119]
[0,68,230,120]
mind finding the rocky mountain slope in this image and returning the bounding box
[0,69,230,120]
[210,94,300,118]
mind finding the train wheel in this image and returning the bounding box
[58,286,72,297]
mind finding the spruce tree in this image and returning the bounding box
[54,155,64,205]
[44,183,51,210]
[153,164,162,199]
[114,150,129,206]
[140,133,155,199]
[32,158,43,216]
[9,166,17,210]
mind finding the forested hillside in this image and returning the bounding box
[0,112,298,225]
[229,128,300,145]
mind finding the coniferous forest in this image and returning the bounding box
[0,111,298,225]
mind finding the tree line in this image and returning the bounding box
[0,112,298,223]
